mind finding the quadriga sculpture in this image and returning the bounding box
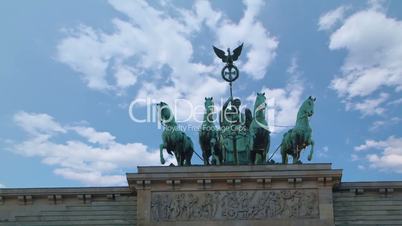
[280,96,316,164]
[157,102,194,166]
[199,97,223,165]
[249,92,270,164]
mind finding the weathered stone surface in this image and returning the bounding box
[0,187,136,225]
[151,189,318,222]
[334,181,402,226]
[128,163,341,226]
[1,165,402,226]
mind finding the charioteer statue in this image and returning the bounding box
[157,42,316,166]
[219,96,253,165]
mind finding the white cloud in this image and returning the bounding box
[388,98,402,106]
[57,25,111,90]
[178,0,222,32]
[370,117,401,131]
[14,112,66,136]
[354,136,402,173]
[113,64,137,90]
[56,0,278,118]
[0,184,5,188]
[345,93,389,116]
[286,56,298,75]
[57,0,223,98]
[355,139,385,152]
[368,0,387,12]
[213,0,278,79]
[266,81,303,133]
[11,112,174,186]
[326,4,402,116]
[369,120,386,132]
[318,6,349,31]
[318,146,329,158]
[69,126,116,145]
[351,154,359,161]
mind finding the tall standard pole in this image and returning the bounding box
[213,43,243,165]
[229,81,233,100]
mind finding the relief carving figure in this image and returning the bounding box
[151,190,318,222]
[151,194,161,220]
[188,193,201,219]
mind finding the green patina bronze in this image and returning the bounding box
[199,97,223,165]
[213,43,243,98]
[249,92,271,165]
[156,43,317,166]
[280,96,316,164]
[219,96,253,165]
[157,102,194,166]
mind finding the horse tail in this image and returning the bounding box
[184,136,195,166]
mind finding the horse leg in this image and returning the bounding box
[185,155,191,166]
[185,147,192,166]
[184,137,194,166]
[262,148,268,165]
[211,148,218,165]
[281,148,287,164]
[210,138,218,165]
[175,149,182,166]
[202,148,210,165]
[293,146,298,164]
[217,142,223,165]
[180,155,185,166]
[181,152,185,166]
[183,152,187,166]
[308,139,314,161]
[159,144,166,165]
[200,135,209,165]
[249,150,255,165]
[294,146,302,164]
[255,151,263,165]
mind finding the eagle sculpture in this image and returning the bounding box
[213,43,243,66]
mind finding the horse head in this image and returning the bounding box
[156,101,175,126]
[252,92,269,131]
[204,97,214,112]
[204,97,215,123]
[298,96,316,119]
[254,92,267,116]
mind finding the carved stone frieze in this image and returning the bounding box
[151,189,318,221]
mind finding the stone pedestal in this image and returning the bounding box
[127,164,342,226]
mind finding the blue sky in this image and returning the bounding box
[1,0,402,187]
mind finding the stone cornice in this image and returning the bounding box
[0,186,132,204]
[0,186,130,197]
[127,163,342,191]
[137,163,335,173]
[335,181,402,194]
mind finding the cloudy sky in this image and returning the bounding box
[1,0,402,187]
